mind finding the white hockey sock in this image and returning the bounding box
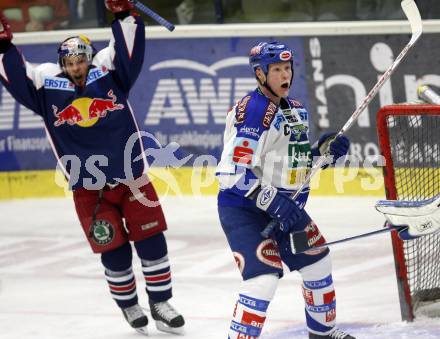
[228,274,278,339]
[299,255,336,335]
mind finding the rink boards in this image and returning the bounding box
[1,20,440,199]
[0,166,387,199]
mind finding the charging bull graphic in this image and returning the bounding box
[53,90,124,127]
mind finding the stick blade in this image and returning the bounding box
[401,0,423,38]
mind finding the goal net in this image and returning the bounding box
[377,104,440,321]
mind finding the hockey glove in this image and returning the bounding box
[376,196,440,240]
[105,0,134,13]
[314,132,350,165]
[254,185,305,234]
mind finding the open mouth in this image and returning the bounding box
[281,83,289,89]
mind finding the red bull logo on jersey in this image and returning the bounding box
[53,90,124,127]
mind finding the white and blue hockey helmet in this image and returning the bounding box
[57,35,96,68]
[249,41,294,75]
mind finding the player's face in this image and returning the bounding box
[266,61,292,97]
[63,54,89,87]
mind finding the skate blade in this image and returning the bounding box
[134,326,148,336]
[155,321,185,335]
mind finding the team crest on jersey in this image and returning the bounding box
[262,102,277,128]
[235,95,251,125]
[90,220,115,246]
[256,239,282,269]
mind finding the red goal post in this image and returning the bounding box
[377,104,440,321]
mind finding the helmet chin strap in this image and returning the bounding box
[257,75,279,98]
[257,71,293,99]
[264,80,280,98]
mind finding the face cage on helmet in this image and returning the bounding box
[58,37,94,69]
[60,54,91,72]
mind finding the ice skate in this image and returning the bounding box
[122,304,149,335]
[149,299,185,335]
[309,328,355,339]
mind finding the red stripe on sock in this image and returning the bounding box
[109,280,136,292]
[144,272,171,282]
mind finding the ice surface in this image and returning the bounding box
[0,196,439,338]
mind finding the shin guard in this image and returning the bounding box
[228,274,278,339]
[299,254,336,336]
[141,256,172,302]
[105,267,138,308]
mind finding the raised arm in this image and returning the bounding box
[93,0,145,94]
[0,13,42,115]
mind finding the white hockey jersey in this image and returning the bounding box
[216,88,316,208]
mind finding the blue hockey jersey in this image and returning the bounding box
[216,88,313,208]
[0,16,146,190]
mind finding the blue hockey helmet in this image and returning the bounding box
[57,35,96,69]
[249,41,294,75]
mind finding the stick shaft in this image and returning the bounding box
[289,225,404,255]
[130,0,175,31]
[261,0,422,239]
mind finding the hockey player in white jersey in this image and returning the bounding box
[216,41,354,339]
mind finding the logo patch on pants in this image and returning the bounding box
[141,220,159,231]
[233,252,245,273]
[256,239,282,269]
[90,220,115,245]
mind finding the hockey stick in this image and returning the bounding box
[129,0,175,31]
[294,193,440,254]
[261,0,423,239]
[290,224,405,255]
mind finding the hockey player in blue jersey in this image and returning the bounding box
[216,41,354,339]
[0,0,184,335]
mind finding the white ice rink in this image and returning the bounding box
[1,195,439,339]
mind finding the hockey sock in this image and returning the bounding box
[101,242,138,308]
[228,274,278,339]
[140,256,172,302]
[105,267,138,308]
[135,233,172,302]
[299,254,336,336]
